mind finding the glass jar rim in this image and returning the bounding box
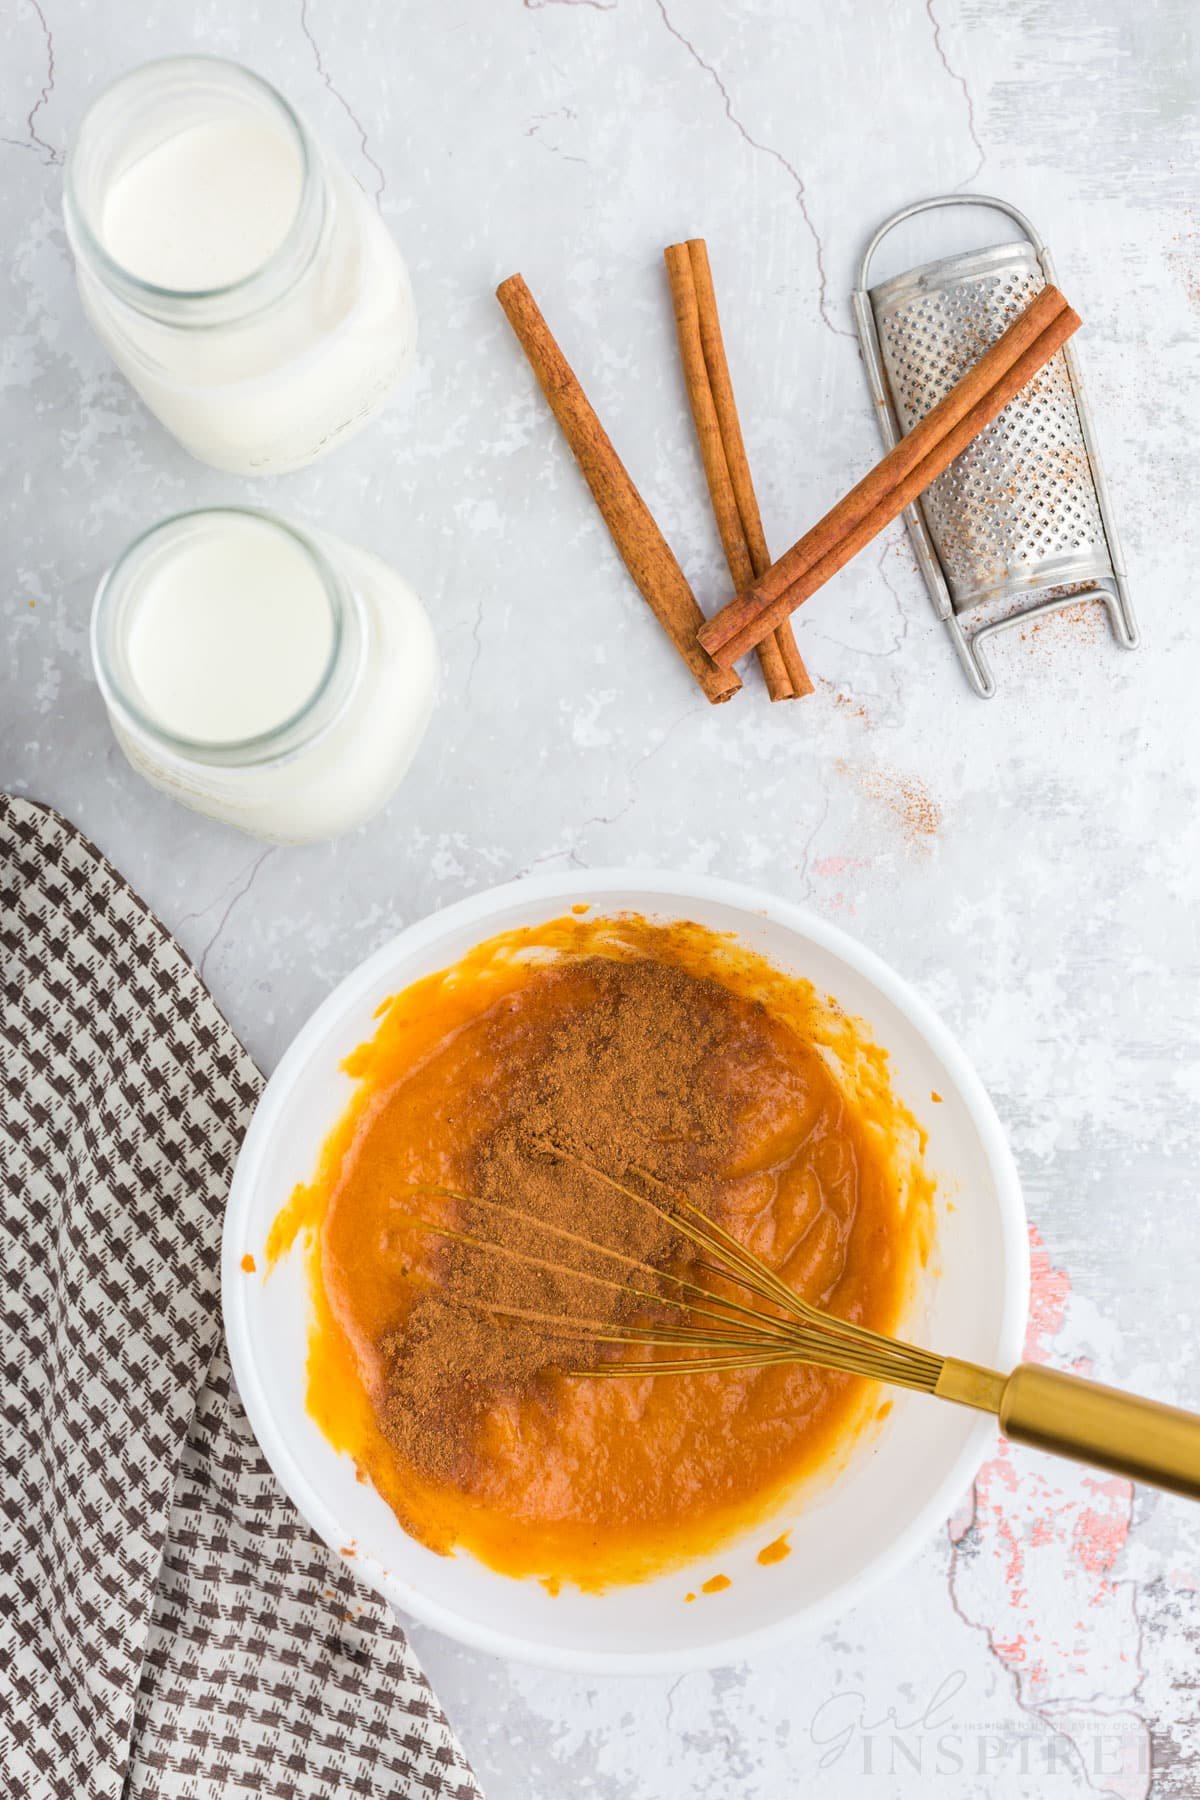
[91,506,358,769]
[63,54,325,323]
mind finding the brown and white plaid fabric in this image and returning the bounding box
[0,795,481,1800]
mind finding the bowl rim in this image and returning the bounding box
[223,868,1029,1673]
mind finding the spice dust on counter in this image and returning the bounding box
[854,766,943,847]
[833,688,873,726]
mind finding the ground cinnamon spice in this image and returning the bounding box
[380,956,741,1484]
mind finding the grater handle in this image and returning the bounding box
[855,194,1048,296]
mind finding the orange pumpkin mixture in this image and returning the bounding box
[269,913,933,1590]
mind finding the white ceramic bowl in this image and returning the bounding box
[223,871,1027,1673]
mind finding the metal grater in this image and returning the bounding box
[852,195,1137,696]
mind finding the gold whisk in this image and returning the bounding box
[401,1152,1200,1502]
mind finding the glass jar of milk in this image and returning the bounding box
[91,508,437,843]
[63,57,417,475]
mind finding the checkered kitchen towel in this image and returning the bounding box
[0,796,481,1800]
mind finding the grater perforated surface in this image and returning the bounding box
[871,244,1113,612]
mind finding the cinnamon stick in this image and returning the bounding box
[496,272,741,704]
[664,239,812,700]
[699,285,1080,667]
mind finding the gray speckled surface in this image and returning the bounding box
[4,1,1200,1794]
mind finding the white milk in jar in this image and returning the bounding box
[64,57,417,475]
[91,509,437,842]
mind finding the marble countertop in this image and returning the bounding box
[4,1,1198,1794]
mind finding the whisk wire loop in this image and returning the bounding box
[402,1153,944,1393]
[393,1150,1200,1502]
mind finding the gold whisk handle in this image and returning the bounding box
[936,1358,1200,1501]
